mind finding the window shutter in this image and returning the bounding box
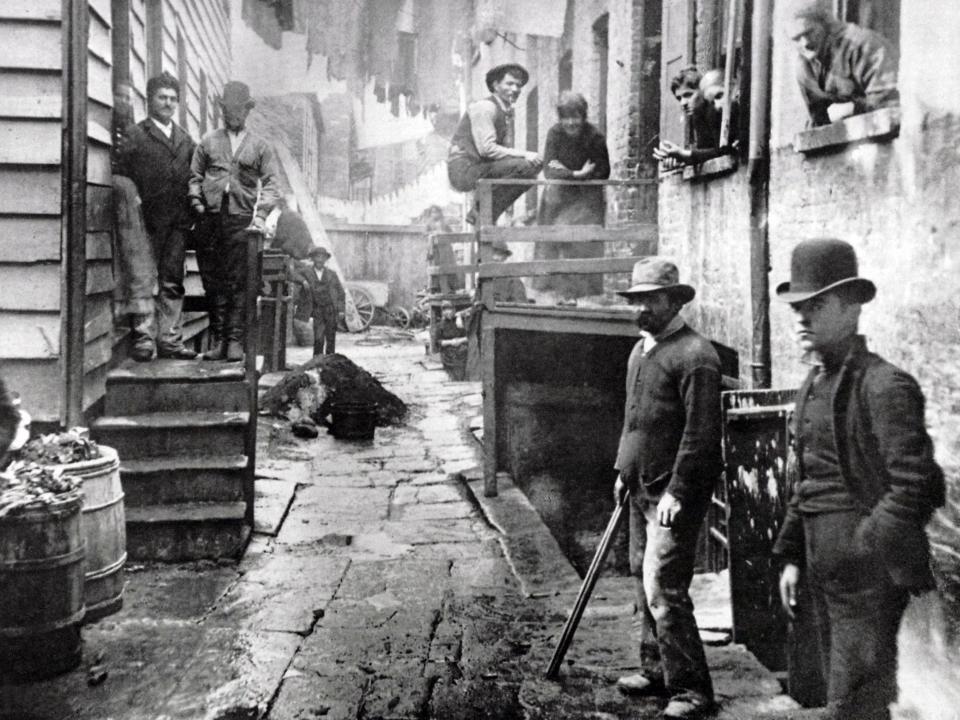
[661,0,693,146]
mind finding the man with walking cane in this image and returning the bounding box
[610,258,723,720]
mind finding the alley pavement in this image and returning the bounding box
[0,331,816,720]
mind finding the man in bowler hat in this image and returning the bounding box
[612,258,722,719]
[189,80,280,361]
[447,63,542,225]
[772,239,944,720]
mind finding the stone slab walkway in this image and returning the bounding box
[0,332,818,720]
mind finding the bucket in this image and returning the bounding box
[328,400,378,440]
[0,490,86,681]
[53,446,126,623]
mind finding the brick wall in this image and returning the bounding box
[657,1,960,714]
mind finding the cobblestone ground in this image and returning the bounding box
[0,331,814,720]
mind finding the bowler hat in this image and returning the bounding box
[617,257,696,303]
[308,246,331,259]
[776,238,875,304]
[485,63,530,93]
[220,81,255,108]
[489,239,512,257]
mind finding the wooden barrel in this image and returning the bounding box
[0,490,86,681]
[54,446,126,623]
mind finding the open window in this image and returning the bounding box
[659,0,747,180]
[794,0,901,154]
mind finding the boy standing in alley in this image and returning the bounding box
[296,246,345,357]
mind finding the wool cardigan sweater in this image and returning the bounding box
[188,128,280,221]
[615,323,723,504]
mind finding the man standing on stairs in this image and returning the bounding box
[447,63,542,225]
[612,258,722,720]
[117,72,198,361]
[189,81,280,361]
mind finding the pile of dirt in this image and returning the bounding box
[260,353,407,427]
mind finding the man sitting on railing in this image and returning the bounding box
[447,63,542,225]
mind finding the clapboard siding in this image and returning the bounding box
[82,0,114,410]
[0,216,61,262]
[0,265,61,311]
[0,0,232,422]
[0,9,63,390]
[0,73,62,117]
[1,312,60,358]
[0,1,60,22]
[0,119,61,164]
[0,21,61,70]
[0,168,60,214]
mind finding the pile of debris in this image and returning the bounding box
[17,428,101,465]
[0,462,81,517]
[260,353,407,433]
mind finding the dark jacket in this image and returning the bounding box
[773,336,945,589]
[295,265,345,318]
[614,324,723,504]
[188,128,280,220]
[118,119,196,232]
[796,22,899,127]
[539,122,610,225]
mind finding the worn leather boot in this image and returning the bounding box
[202,294,228,360]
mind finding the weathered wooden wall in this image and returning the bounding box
[0,0,65,421]
[0,0,230,423]
[324,225,430,310]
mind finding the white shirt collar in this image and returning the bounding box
[150,117,173,139]
[640,314,685,354]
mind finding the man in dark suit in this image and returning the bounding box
[295,246,345,356]
[117,72,197,360]
[773,239,944,720]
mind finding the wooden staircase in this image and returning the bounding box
[92,360,255,561]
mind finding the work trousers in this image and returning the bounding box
[312,308,337,356]
[447,156,539,224]
[196,209,252,343]
[629,492,713,701]
[147,220,187,351]
[111,175,154,317]
[803,510,909,720]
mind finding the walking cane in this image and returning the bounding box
[545,488,630,679]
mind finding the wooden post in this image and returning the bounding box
[62,0,88,428]
[482,322,498,497]
[243,230,261,527]
[719,0,741,148]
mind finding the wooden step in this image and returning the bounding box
[125,502,250,562]
[120,455,249,506]
[106,360,247,415]
[92,411,249,460]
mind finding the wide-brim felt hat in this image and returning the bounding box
[308,245,331,259]
[617,257,695,303]
[776,238,876,304]
[220,81,255,108]
[485,63,530,92]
